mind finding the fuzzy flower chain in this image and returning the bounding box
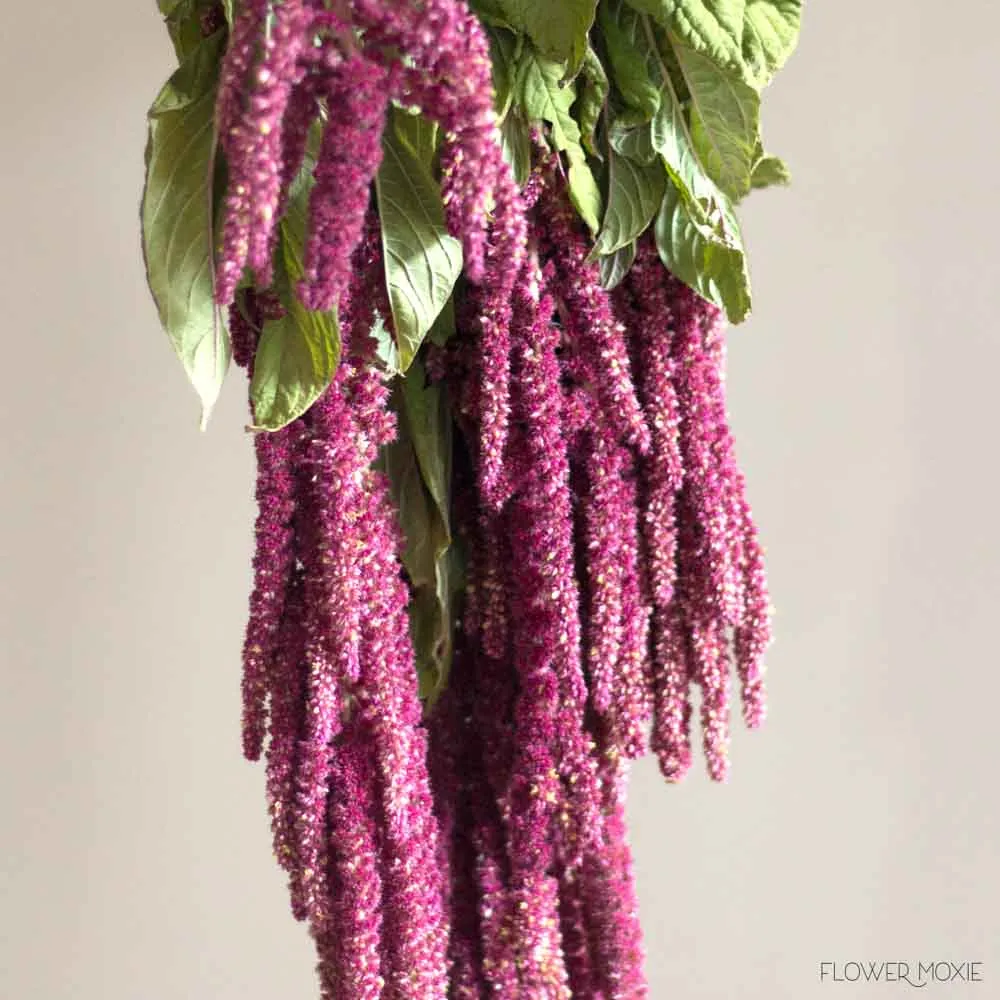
[199,5,778,996]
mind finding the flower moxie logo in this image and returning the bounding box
[819,962,984,988]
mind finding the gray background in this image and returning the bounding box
[2,2,997,998]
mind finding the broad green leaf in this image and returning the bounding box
[370,312,402,376]
[517,47,583,153]
[517,44,602,230]
[500,111,533,185]
[379,371,463,702]
[158,0,222,60]
[468,0,517,29]
[428,297,458,347]
[375,114,463,371]
[655,180,750,323]
[650,69,711,208]
[626,0,745,75]
[628,14,753,316]
[487,26,521,119]
[627,0,801,86]
[577,45,609,157]
[392,108,440,168]
[743,0,801,87]
[599,0,661,121]
[494,0,598,72]
[568,150,604,235]
[750,152,791,189]
[593,149,666,255]
[250,229,340,430]
[609,119,657,164]
[141,32,229,429]
[672,39,759,202]
[598,241,638,289]
[412,544,463,702]
[616,14,717,227]
[402,362,463,701]
[402,358,453,526]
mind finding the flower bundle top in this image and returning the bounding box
[140,1,801,996]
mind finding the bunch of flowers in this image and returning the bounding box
[140,0,800,995]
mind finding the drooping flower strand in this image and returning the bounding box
[615,249,693,781]
[299,55,391,312]
[609,464,655,761]
[426,653,494,1000]
[622,243,773,780]
[530,166,653,762]
[532,161,651,457]
[733,475,771,729]
[578,738,648,1000]
[315,722,386,1000]
[452,498,523,997]
[353,462,451,999]
[699,316,772,729]
[348,0,507,281]
[668,287,745,631]
[215,0,312,303]
[227,296,301,763]
[241,420,299,760]
[468,168,528,508]
[505,263,603,871]
[244,0,312,287]
[292,360,366,924]
[288,227,385,921]
[569,416,653,761]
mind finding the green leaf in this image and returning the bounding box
[750,152,791,189]
[743,0,802,87]
[655,180,750,323]
[375,112,463,371]
[158,0,223,60]
[598,0,661,121]
[499,111,533,185]
[608,119,657,164]
[487,25,521,119]
[649,70,711,209]
[249,229,340,431]
[429,296,458,347]
[494,0,598,72]
[468,0,517,29]
[598,241,638,289]
[577,45,609,157]
[626,0,745,75]
[672,39,760,202]
[402,358,453,526]
[379,367,463,702]
[626,0,801,86]
[141,32,230,429]
[567,150,604,235]
[593,149,666,255]
[392,107,440,168]
[370,311,402,376]
[517,47,584,153]
[517,45,603,230]
[626,14,753,319]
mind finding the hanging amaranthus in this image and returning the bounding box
[140,0,800,996]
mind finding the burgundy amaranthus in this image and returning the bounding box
[211,3,773,997]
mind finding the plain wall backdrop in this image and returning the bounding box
[2,2,998,998]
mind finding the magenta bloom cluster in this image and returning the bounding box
[422,157,773,995]
[213,0,510,310]
[212,4,773,998]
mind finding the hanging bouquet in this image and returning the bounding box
[140,0,801,996]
